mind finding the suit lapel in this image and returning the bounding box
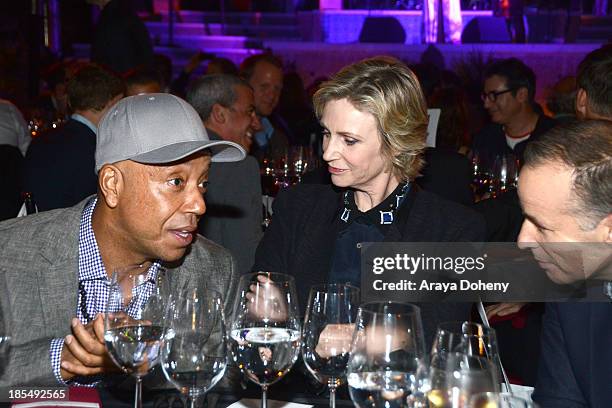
[37,202,84,335]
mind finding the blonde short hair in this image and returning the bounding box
[313,56,428,181]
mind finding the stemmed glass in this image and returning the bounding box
[491,154,519,197]
[302,284,360,408]
[0,273,11,374]
[431,322,500,365]
[428,352,499,408]
[104,264,170,408]
[162,288,227,408]
[347,302,428,408]
[229,272,301,408]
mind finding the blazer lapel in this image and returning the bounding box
[38,202,84,336]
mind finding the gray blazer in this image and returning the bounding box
[198,133,263,275]
[0,197,237,387]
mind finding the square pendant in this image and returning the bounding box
[380,211,393,224]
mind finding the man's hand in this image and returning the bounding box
[246,274,289,322]
[60,314,120,381]
[315,323,355,358]
[485,302,527,319]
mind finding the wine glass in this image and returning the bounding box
[229,272,301,408]
[432,322,499,361]
[431,322,502,382]
[491,154,519,197]
[347,302,428,408]
[469,392,538,408]
[302,284,360,408]
[162,287,227,408]
[0,273,11,374]
[104,264,170,408]
[428,352,499,408]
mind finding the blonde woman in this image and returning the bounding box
[253,56,485,343]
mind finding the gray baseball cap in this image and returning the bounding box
[95,93,246,172]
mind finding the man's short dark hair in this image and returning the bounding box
[67,64,124,112]
[577,45,612,119]
[239,53,283,82]
[484,58,536,103]
[186,74,250,121]
[524,120,612,229]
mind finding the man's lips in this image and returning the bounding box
[169,228,196,245]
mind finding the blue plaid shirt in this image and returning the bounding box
[49,197,161,385]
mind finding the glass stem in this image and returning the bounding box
[190,395,202,408]
[328,383,337,408]
[134,377,143,408]
[261,385,268,408]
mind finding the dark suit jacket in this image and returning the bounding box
[91,0,154,74]
[417,147,473,206]
[23,119,98,212]
[198,130,263,275]
[471,115,557,165]
[0,145,23,221]
[533,302,612,408]
[253,183,486,346]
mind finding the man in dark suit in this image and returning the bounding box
[23,64,124,212]
[187,74,263,275]
[517,121,612,408]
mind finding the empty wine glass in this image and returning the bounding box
[302,284,360,408]
[431,322,502,382]
[428,352,499,408]
[347,302,428,408]
[432,322,499,361]
[469,392,538,408]
[0,273,11,374]
[491,154,519,197]
[229,272,301,408]
[162,287,227,408]
[104,264,170,408]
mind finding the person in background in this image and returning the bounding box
[0,93,243,391]
[206,57,238,76]
[88,0,154,74]
[254,56,485,346]
[124,66,163,96]
[23,64,124,212]
[240,53,291,162]
[546,76,577,124]
[518,121,612,408]
[472,58,556,166]
[575,44,612,122]
[0,98,30,156]
[187,74,263,275]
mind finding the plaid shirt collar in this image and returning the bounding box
[78,197,161,283]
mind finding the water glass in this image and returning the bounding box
[162,288,227,408]
[104,264,170,408]
[229,272,301,408]
[347,302,427,408]
[302,284,360,408]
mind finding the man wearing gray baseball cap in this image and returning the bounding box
[0,94,244,387]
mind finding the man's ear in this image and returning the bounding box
[599,213,612,243]
[516,87,529,103]
[210,104,226,124]
[98,164,124,208]
[575,88,588,119]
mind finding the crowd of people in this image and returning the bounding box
[0,11,610,405]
